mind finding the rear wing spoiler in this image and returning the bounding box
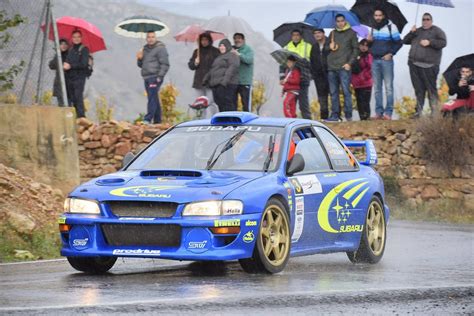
[342,140,377,166]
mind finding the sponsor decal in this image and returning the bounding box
[317,178,369,233]
[284,181,294,208]
[323,173,337,178]
[214,219,240,227]
[188,240,208,249]
[109,185,179,198]
[186,126,262,132]
[289,178,303,195]
[243,230,255,243]
[119,217,155,221]
[72,238,88,247]
[185,228,211,253]
[290,175,322,195]
[245,220,257,227]
[291,197,305,242]
[340,225,363,233]
[58,216,66,224]
[69,225,90,251]
[112,249,161,256]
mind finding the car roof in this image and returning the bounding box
[176,112,325,128]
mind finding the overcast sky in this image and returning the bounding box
[140,0,473,97]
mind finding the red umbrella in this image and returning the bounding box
[42,16,106,53]
[174,24,225,43]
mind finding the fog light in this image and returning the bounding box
[210,227,240,234]
[59,224,71,232]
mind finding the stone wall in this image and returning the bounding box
[329,120,473,211]
[76,118,473,210]
[77,118,170,181]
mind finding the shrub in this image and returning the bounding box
[394,96,417,119]
[252,80,268,114]
[417,115,473,171]
[95,95,114,122]
[159,83,183,124]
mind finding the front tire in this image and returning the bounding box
[347,196,386,264]
[67,256,117,274]
[239,198,291,274]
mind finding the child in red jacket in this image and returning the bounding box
[351,39,373,120]
[281,55,301,118]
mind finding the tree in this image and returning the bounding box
[0,11,26,92]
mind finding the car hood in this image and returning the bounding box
[70,170,265,204]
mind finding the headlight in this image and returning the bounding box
[183,200,243,216]
[64,198,101,214]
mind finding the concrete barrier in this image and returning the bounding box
[0,104,79,194]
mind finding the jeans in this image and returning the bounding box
[409,62,440,115]
[212,84,238,112]
[235,84,252,112]
[67,77,86,118]
[355,87,372,120]
[328,69,352,119]
[144,76,162,123]
[314,75,329,119]
[372,59,394,116]
[298,81,311,119]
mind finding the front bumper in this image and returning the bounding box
[59,213,261,261]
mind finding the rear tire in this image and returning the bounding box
[239,198,291,274]
[67,256,117,274]
[346,196,386,264]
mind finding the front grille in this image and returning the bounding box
[101,224,181,247]
[107,201,178,218]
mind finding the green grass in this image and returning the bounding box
[0,222,61,263]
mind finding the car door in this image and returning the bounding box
[314,126,367,247]
[286,126,339,251]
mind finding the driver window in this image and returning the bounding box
[291,129,331,174]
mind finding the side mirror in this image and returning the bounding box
[286,153,305,176]
[122,152,135,168]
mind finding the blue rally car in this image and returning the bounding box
[59,112,389,274]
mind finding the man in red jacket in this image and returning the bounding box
[281,55,301,118]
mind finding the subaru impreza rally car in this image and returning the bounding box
[59,112,389,274]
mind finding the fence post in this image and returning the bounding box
[36,0,51,105]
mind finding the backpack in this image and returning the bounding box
[78,45,94,78]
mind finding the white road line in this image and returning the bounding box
[0,258,66,266]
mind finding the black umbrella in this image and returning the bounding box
[271,49,312,81]
[443,54,474,91]
[350,0,407,32]
[273,22,316,47]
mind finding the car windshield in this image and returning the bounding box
[127,125,284,172]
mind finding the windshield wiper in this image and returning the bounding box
[206,129,247,170]
[263,134,276,172]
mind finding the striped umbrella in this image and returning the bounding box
[114,15,169,38]
[406,0,455,24]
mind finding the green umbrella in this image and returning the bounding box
[114,15,169,38]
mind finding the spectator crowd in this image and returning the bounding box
[50,8,473,123]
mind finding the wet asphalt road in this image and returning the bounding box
[0,220,473,315]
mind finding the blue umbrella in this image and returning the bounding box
[406,0,454,24]
[304,5,360,29]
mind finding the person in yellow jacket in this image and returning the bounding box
[279,30,312,119]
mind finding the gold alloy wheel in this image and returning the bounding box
[260,204,290,266]
[366,200,385,256]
